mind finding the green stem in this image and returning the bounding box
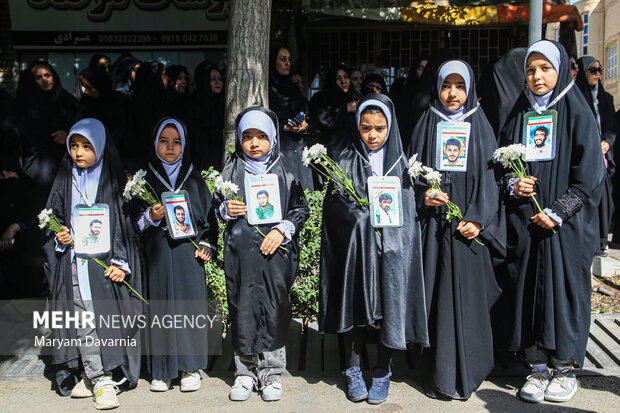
[190,238,200,250]
[91,257,150,305]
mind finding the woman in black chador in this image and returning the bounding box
[268,46,313,190]
[163,65,190,125]
[16,60,79,191]
[407,60,503,400]
[136,118,218,392]
[575,56,617,254]
[77,66,132,161]
[189,62,224,170]
[309,64,362,159]
[320,94,428,404]
[112,55,141,97]
[497,40,604,404]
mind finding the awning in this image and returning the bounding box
[303,1,584,30]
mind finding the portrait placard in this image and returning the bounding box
[523,110,557,161]
[435,121,470,172]
[245,174,282,225]
[73,203,111,255]
[162,190,196,239]
[367,176,403,228]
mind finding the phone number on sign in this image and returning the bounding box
[98,34,153,44]
[160,33,221,43]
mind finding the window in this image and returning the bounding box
[582,14,589,55]
[608,44,618,79]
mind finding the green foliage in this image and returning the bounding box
[205,217,229,323]
[291,187,326,324]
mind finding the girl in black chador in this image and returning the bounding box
[136,118,217,393]
[497,40,604,404]
[44,118,143,409]
[212,107,308,403]
[320,94,428,405]
[408,59,503,400]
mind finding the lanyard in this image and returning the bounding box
[430,103,479,124]
[148,162,193,193]
[354,147,403,177]
[525,81,574,114]
[72,177,93,207]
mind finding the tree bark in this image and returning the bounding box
[223,0,272,164]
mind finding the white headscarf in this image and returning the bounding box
[524,40,562,109]
[356,99,391,176]
[436,60,471,120]
[237,110,277,175]
[67,118,106,207]
[154,119,186,188]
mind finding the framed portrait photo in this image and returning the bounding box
[73,203,111,255]
[162,190,197,239]
[245,174,283,225]
[435,121,470,172]
[523,110,557,161]
[367,176,403,228]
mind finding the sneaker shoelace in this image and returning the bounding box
[347,372,363,387]
[551,370,572,388]
[525,371,549,391]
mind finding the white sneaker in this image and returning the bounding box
[180,371,201,392]
[229,376,254,401]
[150,379,172,392]
[71,375,93,398]
[93,376,119,410]
[519,370,550,403]
[261,380,282,402]
[545,369,578,402]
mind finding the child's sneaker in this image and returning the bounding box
[344,366,368,402]
[92,376,119,410]
[545,369,577,402]
[519,370,551,403]
[367,368,391,404]
[229,375,254,401]
[261,378,282,402]
[180,371,201,392]
[71,374,93,398]
[149,379,172,392]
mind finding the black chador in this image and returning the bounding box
[407,60,503,399]
[137,118,218,380]
[319,93,429,351]
[212,107,308,355]
[496,40,605,368]
[44,119,143,395]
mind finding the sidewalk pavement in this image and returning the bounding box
[0,373,619,413]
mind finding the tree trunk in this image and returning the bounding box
[223,0,272,164]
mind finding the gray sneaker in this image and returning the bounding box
[229,376,254,401]
[92,376,119,410]
[545,369,577,402]
[519,370,550,403]
[71,374,93,398]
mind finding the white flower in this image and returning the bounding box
[422,166,434,176]
[425,170,442,187]
[207,170,221,180]
[215,179,239,200]
[38,208,52,229]
[407,154,424,178]
[428,189,441,198]
[302,144,327,167]
[493,144,526,169]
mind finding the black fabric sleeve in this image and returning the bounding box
[548,187,588,223]
[283,179,309,235]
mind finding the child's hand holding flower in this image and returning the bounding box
[425,188,449,206]
[56,226,73,246]
[226,200,247,217]
[105,265,125,282]
[513,176,538,197]
[457,221,482,239]
[195,247,212,261]
[150,203,165,221]
[260,229,284,255]
[531,211,558,229]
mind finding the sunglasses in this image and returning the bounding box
[571,63,578,70]
[588,67,603,74]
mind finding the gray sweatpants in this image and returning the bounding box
[72,262,105,381]
[234,346,286,388]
